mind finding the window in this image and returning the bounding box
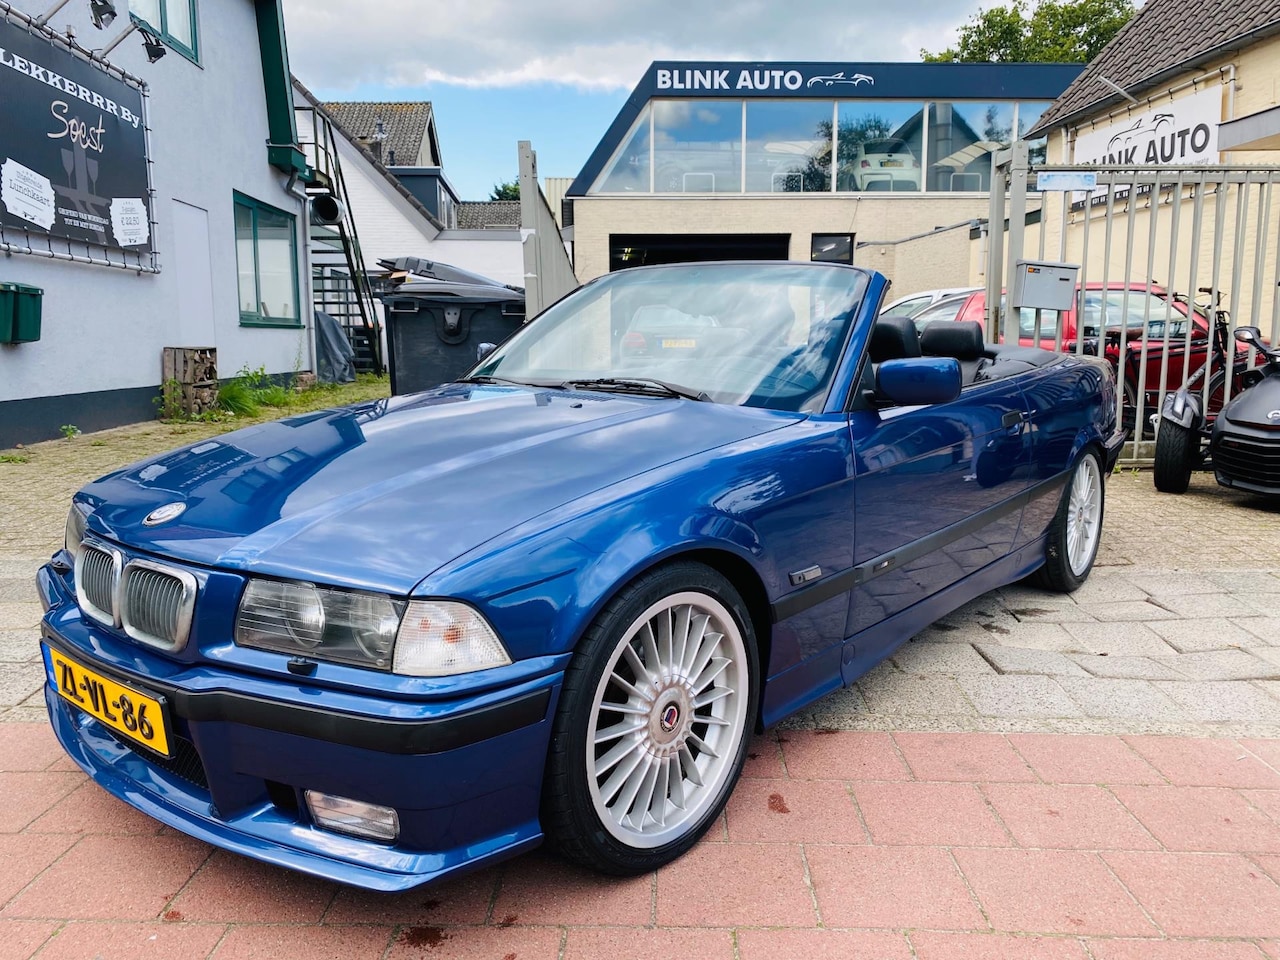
[235,193,300,326]
[1018,101,1055,166]
[129,0,197,61]
[811,234,853,264]
[928,102,1014,192]
[594,106,652,193]
[835,101,924,192]
[746,101,833,193]
[881,295,932,318]
[1078,290,1189,339]
[653,100,742,193]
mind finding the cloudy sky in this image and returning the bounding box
[283,0,986,199]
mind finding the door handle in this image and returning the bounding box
[1001,410,1025,429]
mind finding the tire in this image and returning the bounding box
[1153,419,1196,494]
[542,561,759,875]
[1032,450,1105,593]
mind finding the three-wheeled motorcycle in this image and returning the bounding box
[1153,325,1280,496]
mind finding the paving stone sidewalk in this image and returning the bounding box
[0,723,1279,959]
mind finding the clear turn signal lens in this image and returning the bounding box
[304,790,399,842]
[393,600,511,676]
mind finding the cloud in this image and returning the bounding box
[283,0,973,93]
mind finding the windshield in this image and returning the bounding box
[471,263,868,412]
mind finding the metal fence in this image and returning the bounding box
[987,143,1280,462]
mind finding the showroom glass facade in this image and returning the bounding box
[592,98,1053,196]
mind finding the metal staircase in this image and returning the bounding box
[295,105,383,375]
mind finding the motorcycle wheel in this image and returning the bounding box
[1153,419,1196,494]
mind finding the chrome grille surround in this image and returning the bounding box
[119,559,197,652]
[75,542,122,627]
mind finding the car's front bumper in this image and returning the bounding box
[37,563,565,891]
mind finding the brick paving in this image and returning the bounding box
[0,723,1274,957]
[1,408,1280,956]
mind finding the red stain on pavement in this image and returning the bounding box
[400,926,450,949]
[768,792,790,814]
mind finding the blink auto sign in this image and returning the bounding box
[0,17,151,252]
[1073,87,1222,167]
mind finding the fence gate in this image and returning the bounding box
[987,143,1280,463]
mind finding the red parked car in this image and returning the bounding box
[914,283,1212,431]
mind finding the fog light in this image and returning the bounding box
[304,790,399,842]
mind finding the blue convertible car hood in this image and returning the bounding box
[79,384,799,594]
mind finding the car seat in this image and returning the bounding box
[920,320,989,385]
[869,316,922,363]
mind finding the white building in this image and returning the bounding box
[1,0,314,447]
[293,85,525,291]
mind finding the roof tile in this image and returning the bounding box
[458,201,521,230]
[319,101,435,167]
[1029,0,1280,135]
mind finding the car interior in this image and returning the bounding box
[864,316,1063,404]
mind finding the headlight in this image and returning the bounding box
[64,504,88,563]
[393,600,511,676]
[235,579,404,670]
[234,580,511,676]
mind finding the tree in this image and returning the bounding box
[922,0,1135,64]
[489,180,520,201]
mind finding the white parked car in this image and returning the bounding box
[854,138,921,191]
[881,287,982,319]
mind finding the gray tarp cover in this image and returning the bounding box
[315,310,356,384]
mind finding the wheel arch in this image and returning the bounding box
[571,542,775,729]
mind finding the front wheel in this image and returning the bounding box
[1033,450,1104,593]
[1153,418,1197,494]
[542,562,758,874]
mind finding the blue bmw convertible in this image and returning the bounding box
[39,262,1125,890]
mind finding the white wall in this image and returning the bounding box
[328,132,441,268]
[319,124,524,288]
[427,232,525,288]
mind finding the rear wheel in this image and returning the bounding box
[542,562,758,874]
[1033,450,1104,593]
[1153,419,1197,494]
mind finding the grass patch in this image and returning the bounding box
[0,454,31,464]
[216,376,261,418]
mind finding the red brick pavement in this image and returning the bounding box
[2,723,1280,958]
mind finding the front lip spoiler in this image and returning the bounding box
[40,631,551,756]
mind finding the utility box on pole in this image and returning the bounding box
[1011,260,1080,312]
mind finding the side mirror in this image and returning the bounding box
[476,341,497,361]
[876,357,962,407]
[1235,326,1265,351]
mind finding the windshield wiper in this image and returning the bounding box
[562,377,711,402]
[456,375,565,389]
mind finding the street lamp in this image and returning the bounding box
[140,27,166,62]
[88,0,117,29]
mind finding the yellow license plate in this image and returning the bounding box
[661,338,696,349]
[881,160,904,168]
[46,645,171,757]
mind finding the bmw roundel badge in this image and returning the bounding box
[143,502,187,526]
[659,704,680,733]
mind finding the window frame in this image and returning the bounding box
[130,0,199,64]
[234,191,302,329]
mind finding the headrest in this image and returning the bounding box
[920,320,985,361]
[869,316,922,363]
